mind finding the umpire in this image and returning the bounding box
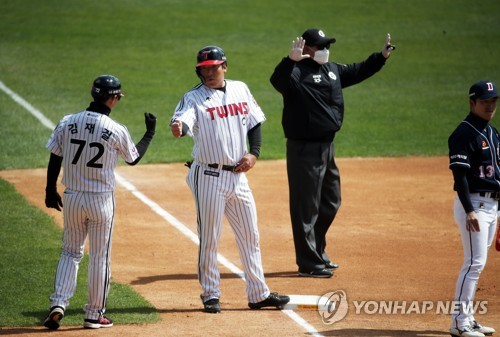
[270,28,395,277]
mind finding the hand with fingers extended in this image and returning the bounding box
[289,37,311,62]
[144,112,157,133]
[45,188,63,211]
[382,33,396,59]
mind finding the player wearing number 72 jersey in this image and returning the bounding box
[43,75,156,330]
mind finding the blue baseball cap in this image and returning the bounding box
[469,80,498,100]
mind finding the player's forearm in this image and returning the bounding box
[247,123,262,158]
[452,168,474,213]
[129,112,156,165]
[339,52,386,88]
[180,121,189,137]
[46,153,63,190]
[128,131,155,166]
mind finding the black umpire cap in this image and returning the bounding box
[469,80,498,100]
[302,28,336,47]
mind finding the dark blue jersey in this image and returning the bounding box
[449,112,500,192]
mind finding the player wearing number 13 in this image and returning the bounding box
[448,80,498,337]
[43,75,156,330]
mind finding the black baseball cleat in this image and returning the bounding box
[203,298,221,313]
[248,292,290,309]
[325,262,339,270]
[298,268,333,278]
[43,306,65,330]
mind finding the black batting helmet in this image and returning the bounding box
[196,46,226,67]
[91,75,124,99]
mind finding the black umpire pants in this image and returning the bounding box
[286,139,341,272]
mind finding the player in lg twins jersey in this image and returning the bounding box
[43,75,156,330]
[170,46,289,313]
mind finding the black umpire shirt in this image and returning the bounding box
[270,52,387,142]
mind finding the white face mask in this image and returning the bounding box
[313,48,329,64]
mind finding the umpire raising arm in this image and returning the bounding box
[270,28,395,278]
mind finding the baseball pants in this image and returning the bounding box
[286,139,341,271]
[187,163,270,304]
[451,194,497,328]
[49,190,115,320]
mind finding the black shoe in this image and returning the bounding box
[248,292,290,309]
[43,306,65,330]
[203,298,221,313]
[325,262,339,270]
[298,268,333,278]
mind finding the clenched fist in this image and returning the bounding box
[170,120,183,138]
[144,112,157,133]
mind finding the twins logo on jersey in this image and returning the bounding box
[205,102,249,120]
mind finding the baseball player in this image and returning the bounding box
[43,75,156,330]
[448,80,498,337]
[169,46,289,313]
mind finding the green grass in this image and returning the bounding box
[0,178,160,327]
[1,0,499,170]
[1,0,500,328]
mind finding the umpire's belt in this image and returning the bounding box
[208,163,236,172]
[478,191,500,200]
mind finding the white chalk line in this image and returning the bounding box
[0,80,56,130]
[0,79,323,337]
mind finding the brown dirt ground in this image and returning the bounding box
[0,157,499,337]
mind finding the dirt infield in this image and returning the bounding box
[1,157,499,336]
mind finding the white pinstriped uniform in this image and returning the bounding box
[46,110,139,320]
[171,80,271,303]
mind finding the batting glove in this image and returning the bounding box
[289,37,310,62]
[45,188,63,211]
[382,33,396,59]
[144,112,157,133]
